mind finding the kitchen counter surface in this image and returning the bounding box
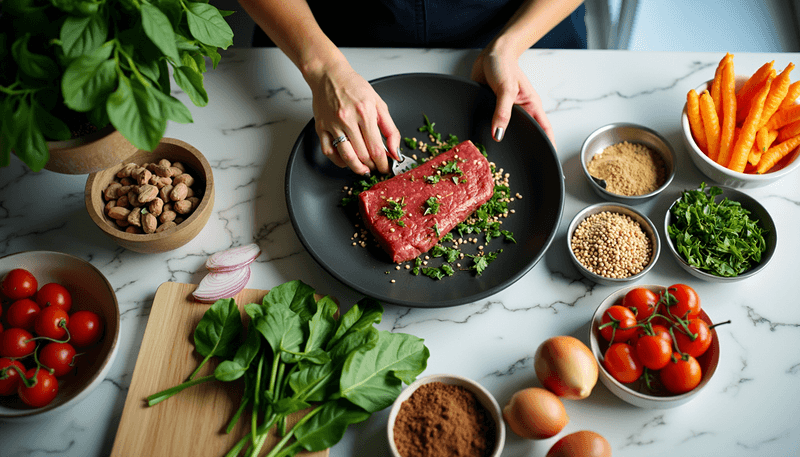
[1,47,798,457]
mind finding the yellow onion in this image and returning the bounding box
[546,430,612,457]
[502,387,568,440]
[534,336,599,400]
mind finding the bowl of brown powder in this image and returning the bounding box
[581,123,676,203]
[387,373,505,457]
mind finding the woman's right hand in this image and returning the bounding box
[305,61,401,175]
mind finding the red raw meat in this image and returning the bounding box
[358,140,494,263]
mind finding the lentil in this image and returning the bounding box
[570,211,652,279]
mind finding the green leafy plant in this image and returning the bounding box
[0,0,234,171]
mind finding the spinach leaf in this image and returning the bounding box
[293,399,370,452]
[190,298,243,379]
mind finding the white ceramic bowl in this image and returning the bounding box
[664,186,777,282]
[589,285,720,409]
[387,374,505,457]
[0,251,120,421]
[567,203,660,286]
[681,77,800,188]
[581,122,676,203]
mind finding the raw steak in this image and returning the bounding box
[358,140,494,263]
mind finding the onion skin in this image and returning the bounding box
[192,266,252,303]
[534,336,599,400]
[205,243,261,272]
[546,430,612,457]
[502,387,568,440]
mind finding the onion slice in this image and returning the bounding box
[192,266,252,303]
[205,243,261,272]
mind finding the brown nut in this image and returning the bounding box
[159,210,177,224]
[104,200,116,213]
[107,206,131,220]
[188,196,201,211]
[173,173,194,187]
[116,195,129,208]
[148,197,164,217]
[119,177,133,187]
[142,213,158,234]
[127,208,142,227]
[132,167,152,186]
[170,182,188,201]
[128,190,143,207]
[155,221,177,233]
[125,226,143,234]
[168,167,183,178]
[116,163,138,179]
[116,185,133,198]
[104,182,122,201]
[174,199,192,215]
[153,165,173,178]
[159,184,173,202]
[171,162,186,173]
[115,218,130,228]
[138,184,159,204]
[158,158,171,168]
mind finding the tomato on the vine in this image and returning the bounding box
[635,335,672,370]
[18,368,59,408]
[1,268,38,301]
[660,352,702,394]
[622,287,660,322]
[674,319,712,358]
[0,328,36,358]
[39,342,77,377]
[35,283,72,312]
[34,306,69,340]
[666,284,701,319]
[5,298,41,331]
[67,310,103,347]
[600,305,639,343]
[0,358,26,396]
[603,342,643,384]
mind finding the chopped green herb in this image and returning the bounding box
[381,198,407,227]
[404,137,418,149]
[340,174,381,206]
[437,160,464,176]
[425,174,441,184]
[468,249,502,276]
[424,196,440,215]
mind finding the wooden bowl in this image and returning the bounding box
[45,125,139,175]
[84,138,214,253]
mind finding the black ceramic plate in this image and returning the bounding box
[285,73,564,308]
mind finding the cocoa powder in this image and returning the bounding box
[393,382,496,457]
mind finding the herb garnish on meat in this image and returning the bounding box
[381,198,407,227]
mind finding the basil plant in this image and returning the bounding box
[0,0,234,171]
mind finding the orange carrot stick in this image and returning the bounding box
[737,66,775,125]
[779,81,800,110]
[765,104,800,131]
[748,142,762,167]
[758,62,794,130]
[755,127,778,153]
[756,134,800,174]
[777,119,800,143]
[736,60,774,102]
[710,54,729,119]
[687,89,707,152]
[699,90,721,161]
[719,59,737,164]
[728,76,772,172]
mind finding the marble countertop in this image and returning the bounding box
[1,48,798,457]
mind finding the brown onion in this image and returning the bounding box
[546,430,612,457]
[502,387,568,440]
[534,336,599,400]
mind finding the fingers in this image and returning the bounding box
[492,85,515,142]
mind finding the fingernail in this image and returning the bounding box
[494,127,505,142]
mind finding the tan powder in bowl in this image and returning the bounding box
[587,141,666,196]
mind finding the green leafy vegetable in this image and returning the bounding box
[667,183,767,277]
[381,198,407,227]
[423,196,440,215]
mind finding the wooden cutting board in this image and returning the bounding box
[111,282,329,457]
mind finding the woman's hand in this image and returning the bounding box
[305,61,401,175]
[471,49,556,149]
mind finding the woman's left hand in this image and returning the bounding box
[471,50,556,149]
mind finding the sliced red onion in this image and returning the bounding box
[192,266,252,303]
[205,243,261,272]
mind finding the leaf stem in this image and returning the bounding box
[146,374,215,406]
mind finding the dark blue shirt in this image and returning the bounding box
[253,1,586,49]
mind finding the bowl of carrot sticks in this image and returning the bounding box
[682,54,800,188]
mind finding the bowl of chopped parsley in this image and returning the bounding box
[664,183,776,282]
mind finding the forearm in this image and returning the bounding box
[489,0,585,58]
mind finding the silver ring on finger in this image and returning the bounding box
[332,135,349,148]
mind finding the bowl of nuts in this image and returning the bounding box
[84,138,214,253]
[567,202,660,286]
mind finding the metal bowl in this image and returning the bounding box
[567,203,660,286]
[664,186,777,282]
[581,123,676,203]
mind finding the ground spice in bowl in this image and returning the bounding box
[587,141,666,196]
[570,211,652,279]
[392,381,497,457]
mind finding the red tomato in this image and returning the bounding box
[5,298,41,331]
[0,327,36,358]
[660,352,702,394]
[18,368,59,408]
[622,287,660,322]
[600,305,639,343]
[674,319,712,358]
[35,283,72,312]
[603,343,643,384]
[0,358,26,396]
[39,342,77,377]
[666,284,701,319]
[34,306,69,340]
[630,323,673,350]
[1,268,38,300]
[67,311,103,347]
[635,335,672,370]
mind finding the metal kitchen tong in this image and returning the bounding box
[391,147,417,175]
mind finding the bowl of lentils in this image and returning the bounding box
[567,203,660,285]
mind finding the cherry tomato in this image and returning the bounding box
[600,305,639,343]
[666,284,701,319]
[18,367,59,408]
[34,306,69,340]
[0,327,36,358]
[622,287,660,322]
[660,352,702,394]
[1,268,38,300]
[603,343,643,384]
[635,334,672,370]
[67,310,103,347]
[39,342,77,377]
[0,358,26,395]
[35,283,72,312]
[5,298,41,331]
[674,319,712,358]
